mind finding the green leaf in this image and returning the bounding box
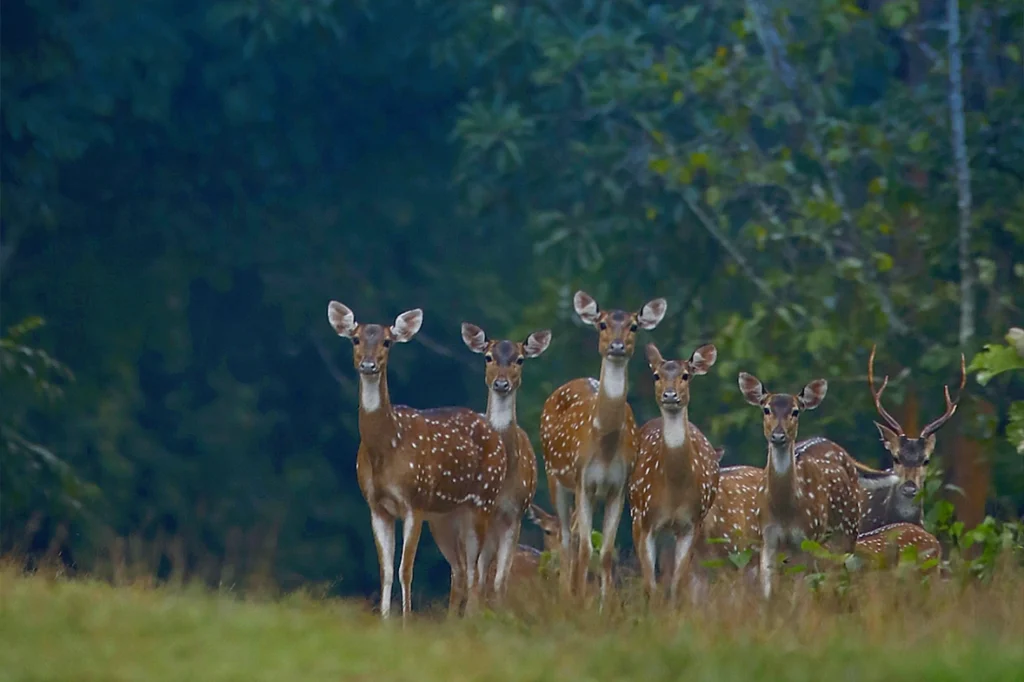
[968,343,1024,386]
[908,130,929,153]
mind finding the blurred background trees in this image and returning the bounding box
[2,0,1022,602]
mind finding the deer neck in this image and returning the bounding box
[661,407,694,486]
[357,373,398,461]
[765,441,799,509]
[487,389,520,478]
[593,357,629,436]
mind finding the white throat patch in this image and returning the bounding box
[360,376,381,413]
[770,443,792,474]
[601,359,627,400]
[488,391,515,431]
[662,409,688,449]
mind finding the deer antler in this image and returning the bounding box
[868,345,904,435]
[919,353,967,439]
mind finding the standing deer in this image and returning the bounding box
[539,290,667,602]
[738,373,862,599]
[628,342,720,604]
[428,322,551,609]
[327,301,506,618]
[856,345,966,532]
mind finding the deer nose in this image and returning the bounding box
[661,390,680,404]
[492,377,511,394]
[900,481,919,497]
[770,430,787,445]
[607,340,626,356]
[358,360,379,374]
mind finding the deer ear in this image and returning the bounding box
[874,421,902,456]
[689,344,718,375]
[645,342,664,368]
[573,290,600,325]
[523,330,552,358]
[798,379,828,410]
[738,372,766,406]
[637,297,667,330]
[461,322,487,354]
[526,504,560,536]
[328,301,357,337]
[391,309,423,343]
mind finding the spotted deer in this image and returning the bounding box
[855,522,942,571]
[628,342,720,604]
[327,301,506,618]
[539,291,667,602]
[428,322,551,609]
[856,345,966,532]
[738,373,862,599]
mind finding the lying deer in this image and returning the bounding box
[428,322,550,609]
[539,290,667,603]
[327,301,506,618]
[738,373,862,599]
[855,522,942,571]
[628,342,721,604]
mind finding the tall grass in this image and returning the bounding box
[2,556,1022,682]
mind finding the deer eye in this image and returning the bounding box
[516,357,524,365]
[681,372,690,381]
[652,372,660,380]
[629,323,638,332]
[352,338,360,345]
[382,338,392,348]
[599,322,607,330]
[485,354,493,364]
[763,407,770,415]
[792,409,799,418]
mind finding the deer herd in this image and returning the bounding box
[327,291,965,619]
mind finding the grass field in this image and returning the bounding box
[2,561,1023,682]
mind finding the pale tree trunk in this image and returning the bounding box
[948,0,974,348]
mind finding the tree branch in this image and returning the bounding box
[744,0,913,337]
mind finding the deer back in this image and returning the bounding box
[540,377,638,490]
[855,522,941,570]
[701,465,764,558]
[371,406,507,515]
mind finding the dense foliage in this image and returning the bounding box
[2,0,1022,600]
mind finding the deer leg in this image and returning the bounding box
[492,521,518,600]
[669,526,696,607]
[465,513,487,615]
[634,521,657,604]
[760,527,779,601]
[369,508,396,619]
[429,518,465,616]
[598,486,625,607]
[554,481,574,594]
[398,511,423,619]
[573,486,594,597]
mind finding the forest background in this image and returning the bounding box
[3,0,1022,602]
